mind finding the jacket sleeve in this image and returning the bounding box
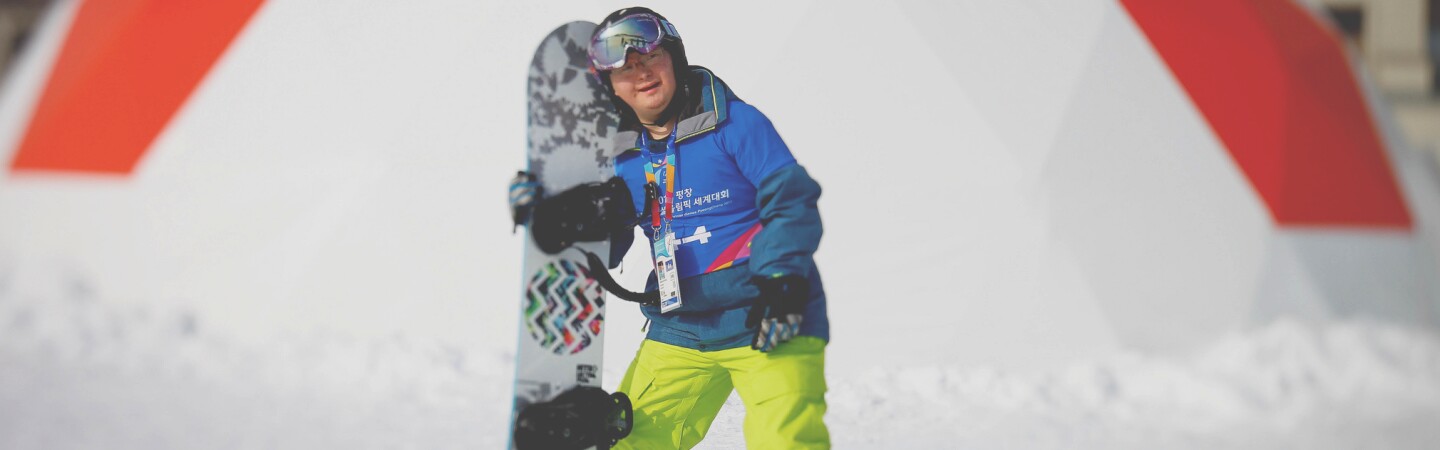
[750,164,823,278]
[719,102,821,279]
[721,103,796,186]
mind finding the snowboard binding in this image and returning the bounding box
[517,174,663,306]
[527,176,652,255]
[514,386,634,450]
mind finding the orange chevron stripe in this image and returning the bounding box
[10,0,266,175]
[1121,0,1410,228]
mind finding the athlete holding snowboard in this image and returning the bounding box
[592,7,830,449]
[512,7,831,448]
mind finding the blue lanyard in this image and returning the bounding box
[640,132,678,233]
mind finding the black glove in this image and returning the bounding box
[509,171,541,232]
[746,275,809,352]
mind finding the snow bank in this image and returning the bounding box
[3,288,1439,449]
[819,319,1440,449]
[0,286,512,449]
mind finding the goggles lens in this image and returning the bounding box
[589,15,666,71]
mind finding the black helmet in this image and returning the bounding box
[589,7,693,129]
[589,7,688,79]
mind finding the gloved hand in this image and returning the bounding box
[746,274,809,352]
[509,171,541,232]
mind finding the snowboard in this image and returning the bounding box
[509,21,627,450]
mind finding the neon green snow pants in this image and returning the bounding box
[613,337,830,449]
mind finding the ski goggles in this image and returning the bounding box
[588,14,680,72]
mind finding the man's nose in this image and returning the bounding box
[633,60,653,78]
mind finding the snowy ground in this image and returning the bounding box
[3,290,1439,449]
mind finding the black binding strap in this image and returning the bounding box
[577,248,659,306]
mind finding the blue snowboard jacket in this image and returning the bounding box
[607,67,828,351]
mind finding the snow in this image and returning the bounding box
[0,288,509,449]
[823,320,1440,449]
[4,287,1438,449]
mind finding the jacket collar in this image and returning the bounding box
[609,66,733,157]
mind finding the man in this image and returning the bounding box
[587,7,830,449]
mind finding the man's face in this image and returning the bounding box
[610,47,677,123]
